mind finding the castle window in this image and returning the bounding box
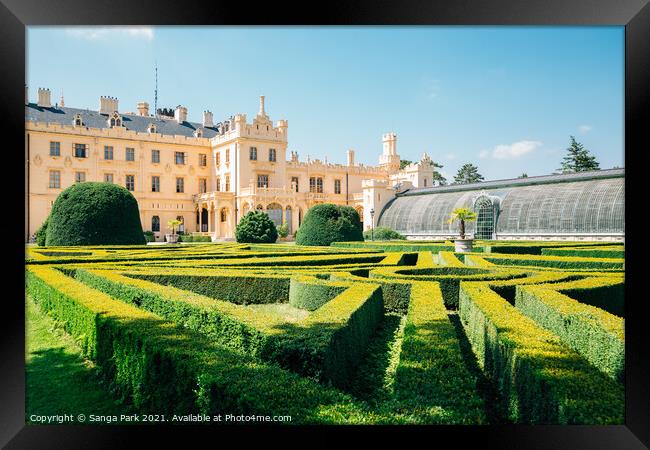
[199,154,207,167]
[177,216,184,233]
[225,149,230,163]
[151,149,160,163]
[310,177,323,193]
[269,148,276,162]
[334,179,341,194]
[49,141,60,157]
[291,177,299,192]
[250,147,257,161]
[49,170,60,188]
[104,173,113,183]
[148,123,156,133]
[104,146,113,160]
[73,143,88,158]
[225,175,230,192]
[176,177,185,193]
[257,175,269,188]
[215,152,220,166]
[199,178,207,193]
[216,178,221,192]
[220,208,227,222]
[125,175,135,191]
[73,114,83,127]
[175,152,186,165]
[152,176,160,192]
[194,128,203,138]
[152,216,160,232]
[109,113,122,128]
[75,171,86,183]
[126,147,135,161]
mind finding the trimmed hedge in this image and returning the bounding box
[26,266,368,422]
[288,276,347,311]
[481,253,624,270]
[35,217,49,246]
[541,246,624,259]
[45,182,145,246]
[363,227,406,241]
[515,283,624,382]
[179,234,212,243]
[296,204,363,246]
[332,242,455,252]
[391,281,487,424]
[458,281,624,424]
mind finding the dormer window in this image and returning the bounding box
[73,114,83,127]
[108,112,122,128]
[147,123,156,133]
[194,128,203,138]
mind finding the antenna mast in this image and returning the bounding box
[154,61,158,118]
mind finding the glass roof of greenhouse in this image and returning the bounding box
[378,169,624,236]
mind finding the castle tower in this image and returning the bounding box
[379,132,400,172]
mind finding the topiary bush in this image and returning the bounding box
[235,210,278,243]
[35,216,49,246]
[45,182,146,246]
[295,203,363,246]
[363,226,406,241]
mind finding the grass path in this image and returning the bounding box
[25,296,130,422]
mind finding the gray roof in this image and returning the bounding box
[399,167,624,197]
[25,103,220,139]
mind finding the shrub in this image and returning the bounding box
[35,217,49,246]
[235,211,278,244]
[45,182,145,246]
[143,231,155,243]
[296,203,363,246]
[278,223,289,238]
[363,226,406,241]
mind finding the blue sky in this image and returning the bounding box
[27,26,624,181]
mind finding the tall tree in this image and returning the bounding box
[559,136,600,173]
[454,163,484,184]
[518,173,528,178]
[399,160,413,170]
[432,161,447,186]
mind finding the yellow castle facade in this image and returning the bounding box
[26,88,435,241]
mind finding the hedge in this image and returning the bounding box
[515,283,624,382]
[295,204,363,246]
[480,253,624,270]
[332,242,455,253]
[71,268,382,388]
[288,276,347,311]
[391,281,487,424]
[541,246,624,259]
[26,266,369,423]
[458,281,623,424]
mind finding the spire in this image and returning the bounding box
[259,95,266,116]
[60,90,65,107]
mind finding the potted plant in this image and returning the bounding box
[448,207,477,253]
[166,219,182,244]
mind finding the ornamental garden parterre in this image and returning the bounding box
[25,240,624,425]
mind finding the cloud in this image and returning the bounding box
[578,124,592,133]
[482,140,542,160]
[65,27,154,41]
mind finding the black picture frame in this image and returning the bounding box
[3,0,648,447]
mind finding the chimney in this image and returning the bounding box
[347,149,355,166]
[259,95,266,116]
[174,105,187,123]
[137,101,149,117]
[203,110,214,128]
[99,96,119,114]
[37,88,51,108]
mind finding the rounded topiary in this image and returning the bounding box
[363,226,406,241]
[295,203,363,246]
[45,182,146,246]
[235,210,278,243]
[35,216,49,246]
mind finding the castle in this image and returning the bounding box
[25,88,436,241]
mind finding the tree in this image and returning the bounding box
[399,160,413,169]
[45,182,145,246]
[278,222,289,238]
[448,207,477,239]
[295,203,363,246]
[167,219,182,235]
[35,216,49,246]
[518,173,528,178]
[453,164,484,184]
[432,161,448,186]
[559,136,600,173]
[235,210,278,243]
[363,226,406,241]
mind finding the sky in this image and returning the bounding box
[26,26,624,181]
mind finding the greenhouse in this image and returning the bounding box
[377,168,624,241]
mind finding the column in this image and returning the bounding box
[198,204,203,233]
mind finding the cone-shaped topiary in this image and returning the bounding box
[45,182,146,246]
[35,216,49,246]
[235,210,278,243]
[295,203,363,246]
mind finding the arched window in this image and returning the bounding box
[220,208,228,222]
[266,203,283,227]
[152,216,160,232]
[474,197,494,240]
[176,216,184,233]
[256,204,264,211]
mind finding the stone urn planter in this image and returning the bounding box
[165,233,179,244]
[454,238,474,253]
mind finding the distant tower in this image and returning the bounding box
[60,90,65,107]
[379,132,400,171]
